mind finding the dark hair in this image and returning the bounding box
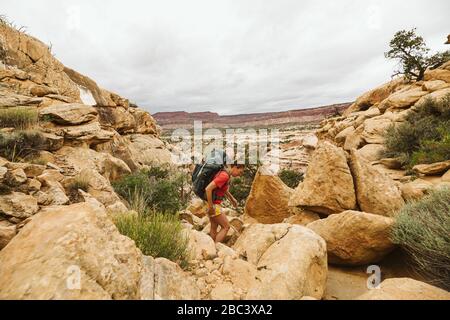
[230,162,245,169]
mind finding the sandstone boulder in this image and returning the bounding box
[400,179,434,201]
[245,167,295,224]
[349,150,405,217]
[422,80,449,92]
[282,210,320,226]
[344,78,405,115]
[356,278,450,300]
[126,134,173,166]
[0,192,39,220]
[335,126,355,145]
[96,106,136,134]
[289,141,356,215]
[356,144,385,162]
[307,211,395,266]
[361,115,393,144]
[184,229,217,261]
[344,125,365,151]
[141,256,200,300]
[238,224,327,300]
[222,256,258,292]
[61,122,115,145]
[39,103,98,125]
[0,203,143,299]
[424,68,450,83]
[378,86,427,111]
[413,160,450,176]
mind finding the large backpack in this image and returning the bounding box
[192,149,228,201]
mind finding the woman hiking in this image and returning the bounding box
[204,162,244,243]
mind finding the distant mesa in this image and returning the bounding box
[153,103,352,129]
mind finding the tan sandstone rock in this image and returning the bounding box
[349,150,405,217]
[400,179,434,201]
[413,160,450,176]
[0,220,16,250]
[0,192,39,220]
[39,103,98,125]
[289,141,356,215]
[356,278,450,300]
[307,211,395,266]
[242,224,328,300]
[244,166,295,224]
[0,203,143,299]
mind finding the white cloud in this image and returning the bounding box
[1,0,449,114]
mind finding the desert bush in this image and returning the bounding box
[112,211,190,269]
[67,173,90,193]
[278,168,304,189]
[112,166,190,214]
[0,107,39,130]
[383,95,450,168]
[391,188,450,290]
[229,165,258,207]
[0,130,46,162]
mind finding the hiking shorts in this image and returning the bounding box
[208,205,222,218]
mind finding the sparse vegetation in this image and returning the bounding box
[278,168,304,189]
[111,165,191,268]
[229,165,258,207]
[0,130,46,162]
[112,166,190,215]
[385,28,450,81]
[112,211,190,269]
[383,94,450,168]
[0,107,39,130]
[67,173,90,193]
[391,188,450,290]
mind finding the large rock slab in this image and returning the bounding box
[245,166,295,224]
[356,278,450,300]
[413,160,450,176]
[244,224,327,300]
[307,211,395,266]
[289,141,356,215]
[0,203,143,299]
[126,134,173,166]
[39,103,98,125]
[378,86,427,111]
[349,150,405,217]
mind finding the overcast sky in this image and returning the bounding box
[2,0,449,115]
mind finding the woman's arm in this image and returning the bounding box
[225,190,238,208]
[205,181,218,215]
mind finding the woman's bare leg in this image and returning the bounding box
[212,214,230,243]
[209,217,218,242]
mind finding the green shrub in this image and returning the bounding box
[112,167,190,215]
[278,168,304,189]
[229,165,258,207]
[0,107,39,130]
[112,211,190,269]
[383,94,450,168]
[391,188,450,290]
[0,130,46,162]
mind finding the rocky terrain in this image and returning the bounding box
[153,103,350,130]
[0,21,449,300]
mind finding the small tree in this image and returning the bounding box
[385,28,450,81]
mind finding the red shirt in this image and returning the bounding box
[212,171,229,204]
